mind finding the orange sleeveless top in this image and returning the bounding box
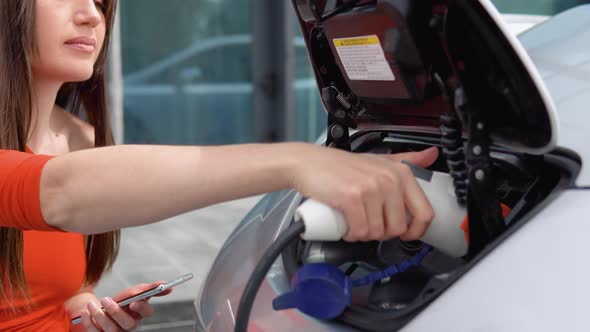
[0,149,86,332]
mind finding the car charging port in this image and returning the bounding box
[278,130,573,331]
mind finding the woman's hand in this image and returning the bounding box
[75,281,172,332]
[289,145,439,242]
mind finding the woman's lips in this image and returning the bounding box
[64,37,96,53]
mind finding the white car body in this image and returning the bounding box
[407,6,590,331]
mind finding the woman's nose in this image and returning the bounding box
[73,0,102,28]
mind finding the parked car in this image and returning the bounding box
[123,34,324,145]
[194,1,590,331]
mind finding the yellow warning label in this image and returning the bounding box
[332,34,395,81]
[333,36,380,47]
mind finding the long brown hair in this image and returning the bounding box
[0,0,120,306]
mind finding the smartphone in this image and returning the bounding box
[71,273,193,325]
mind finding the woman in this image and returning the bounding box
[0,0,438,331]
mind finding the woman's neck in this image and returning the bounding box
[27,78,64,150]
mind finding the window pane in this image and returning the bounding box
[121,0,253,145]
[293,20,326,142]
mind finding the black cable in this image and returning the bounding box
[234,222,306,332]
[440,112,468,205]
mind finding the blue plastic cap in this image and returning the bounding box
[273,263,351,320]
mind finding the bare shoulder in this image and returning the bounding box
[55,106,95,151]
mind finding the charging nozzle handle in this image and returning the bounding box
[296,199,348,241]
[296,164,470,258]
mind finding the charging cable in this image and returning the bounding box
[234,222,306,332]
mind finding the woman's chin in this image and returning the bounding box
[32,64,96,84]
[63,71,95,83]
[55,62,96,82]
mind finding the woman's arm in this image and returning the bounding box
[41,143,295,234]
[41,143,438,242]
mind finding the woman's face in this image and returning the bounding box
[32,0,107,83]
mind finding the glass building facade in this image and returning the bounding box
[118,0,323,145]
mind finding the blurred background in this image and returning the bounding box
[96,1,590,331]
[115,0,324,147]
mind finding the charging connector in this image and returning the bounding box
[297,199,348,241]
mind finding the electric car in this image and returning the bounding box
[194,1,590,331]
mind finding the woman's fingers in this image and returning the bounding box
[77,282,165,332]
[387,147,439,167]
[83,297,145,332]
[87,300,120,332]
[363,179,385,241]
[381,175,407,240]
[80,310,100,332]
[101,297,138,331]
[399,171,435,241]
[339,189,369,242]
[342,161,433,242]
[129,300,155,318]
